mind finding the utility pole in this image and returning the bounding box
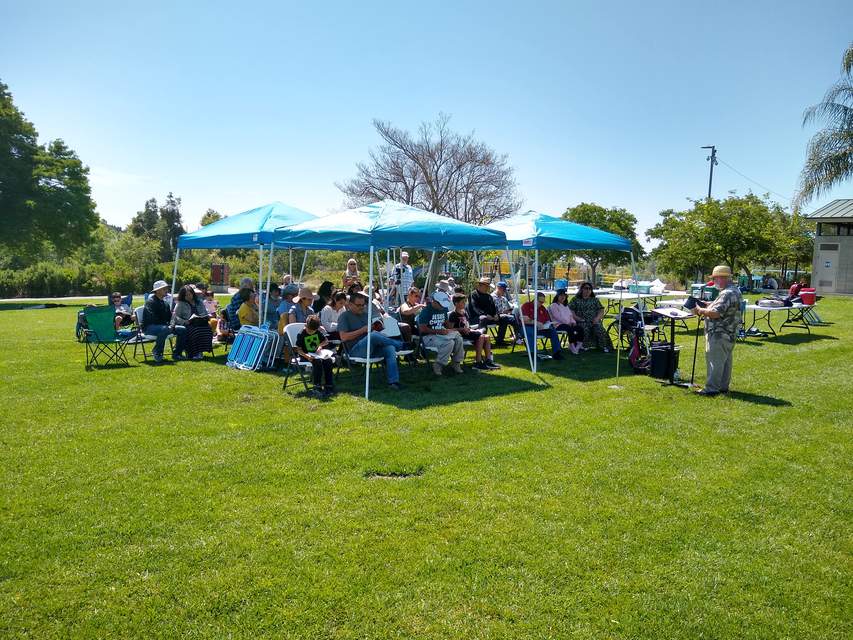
[701,145,717,200]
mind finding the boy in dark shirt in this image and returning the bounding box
[448,294,500,370]
[295,315,335,398]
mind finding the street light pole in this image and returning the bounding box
[701,145,717,200]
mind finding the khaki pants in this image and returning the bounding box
[705,333,734,393]
[422,333,464,365]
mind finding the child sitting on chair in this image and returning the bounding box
[214,309,232,344]
[448,294,500,371]
[295,315,335,398]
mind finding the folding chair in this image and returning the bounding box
[226,326,270,370]
[382,316,416,369]
[126,306,160,361]
[281,323,314,393]
[340,337,385,386]
[509,308,549,357]
[82,305,131,368]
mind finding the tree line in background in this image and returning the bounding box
[0,79,821,298]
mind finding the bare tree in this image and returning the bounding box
[337,114,522,225]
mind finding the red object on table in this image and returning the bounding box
[800,288,816,305]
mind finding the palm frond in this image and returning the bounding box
[843,42,853,75]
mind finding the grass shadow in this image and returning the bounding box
[85,361,136,371]
[726,391,793,407]
[331,359,550,408]
[767,333,838,346]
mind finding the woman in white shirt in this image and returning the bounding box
[320,291,347,339]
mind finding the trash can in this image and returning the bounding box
[650,345,680,379]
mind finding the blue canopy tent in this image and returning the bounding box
[485,210,634,374]
[175,202,318,321]
[274,199,508,398]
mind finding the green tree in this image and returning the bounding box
[648,194,782,285]
[200,208,222,226]
[0,80,97,259]
[156,192,185,261]
[128,198,159,239]
[647,208,715,284]
[562,202,643,283]
[795,42,853,207]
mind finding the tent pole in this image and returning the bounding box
[265,243,274,327]
[614,264,625,385]
[421,250,436,304]
[374,251,385,307]
[365,246,374,400]
[299,250,308,282]
[258,245,264,325]
[170,247,181,299]
[533,248,539,373]
[386,248,392,308]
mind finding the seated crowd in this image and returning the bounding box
[133,258,615,393]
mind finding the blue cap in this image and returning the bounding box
[497,281,508,289]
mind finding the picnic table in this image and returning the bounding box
[743,303,813,337]
[598,291,688,315]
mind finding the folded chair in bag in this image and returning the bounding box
[82,305,131,368]
[226,325,281,371]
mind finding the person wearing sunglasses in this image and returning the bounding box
[568,283,613,353]
[337,292,403,390]
[109,292,133,330]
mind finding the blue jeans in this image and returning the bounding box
[524,325,562,355]
[350,332,401,384]
[146,324,187,357]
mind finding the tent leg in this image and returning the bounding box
[265,243,274,327]
[421,250,436,304]
[170,247,181,298]
[533,249,539,374]
[613,252,636,386]
[258,245,264,325]
[299,250,308,282]
[365,246,374,400]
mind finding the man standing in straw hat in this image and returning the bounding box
[692,265,743,396]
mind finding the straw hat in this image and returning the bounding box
[297,286,314,301]
[151,280,169,292]
[711,265,733,278]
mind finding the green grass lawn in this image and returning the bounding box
[1,298,850,639]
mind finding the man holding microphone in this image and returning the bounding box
[692,265,743,396]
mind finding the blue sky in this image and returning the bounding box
[2,0,851,244]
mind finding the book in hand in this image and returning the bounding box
[311,348,335,360]
[188,313,210,326]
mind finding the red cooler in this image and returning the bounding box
[800,288,816,305]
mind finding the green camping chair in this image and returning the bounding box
[83,305,131,368]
